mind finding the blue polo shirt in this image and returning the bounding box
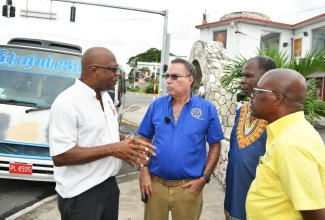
[138,93,224,180]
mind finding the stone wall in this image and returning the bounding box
[188,40,235,187]
[219,11,271,21]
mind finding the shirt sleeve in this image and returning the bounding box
[277,145,325,210]
[49,100,77,156]
[206,104,224,144]
[137,103,155,140]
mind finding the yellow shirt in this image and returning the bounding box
[246,111,325,220]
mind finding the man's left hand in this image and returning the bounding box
[181,177,206,194]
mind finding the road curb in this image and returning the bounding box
[5,195,57,220]
[5,173,141,220]
[121,119,139,127]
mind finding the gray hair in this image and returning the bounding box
[171,58,196,78]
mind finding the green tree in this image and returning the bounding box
[139,67,150,72]
[126,48,175,68]
[221,47,325,126]
[127,48,161,68]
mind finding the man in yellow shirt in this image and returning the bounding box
[246,68,325,220]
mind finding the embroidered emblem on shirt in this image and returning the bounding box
[237,102,268,149]
[259,144,274,164]
[108,102,116,116]
[191,108,203,120]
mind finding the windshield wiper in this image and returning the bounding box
[0,99,37,106]
[25,106,51,113]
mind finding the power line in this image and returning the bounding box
[268,4,325,17]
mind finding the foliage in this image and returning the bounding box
[126,48,176,68]
[257,46,290,68]
[139,67,150,72]
[127,73,133,84]
[129,86,141,92]
[144,83,158,94]
[304,79,325,126]
[221,54,246,93]
[286,50,325,77]
[221,46,325,126]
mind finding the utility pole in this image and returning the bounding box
[153,62,157,101]
[51,0,169,96]
[160,33,170,96]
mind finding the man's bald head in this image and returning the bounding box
[250,68,306,123]
[261,69,306,105]
[81,47,116,73]
[79,47,118,91]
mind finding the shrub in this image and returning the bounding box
[144,84,158,94]
[129,86,141,92]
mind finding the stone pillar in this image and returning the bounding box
[188,40,236,188]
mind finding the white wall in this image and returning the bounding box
[294,20,325,56]
[198,19,325,61]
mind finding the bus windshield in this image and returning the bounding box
[0,46,81,107]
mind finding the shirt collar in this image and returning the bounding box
[75,78,100,99]
[267,111,305,139]
[167,92,194,105]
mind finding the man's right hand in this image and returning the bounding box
[139,167,154,199]
[112,135,156,168]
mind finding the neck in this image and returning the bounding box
[96,91,104,111]
[95,91,101,99]
[172,93,190,106]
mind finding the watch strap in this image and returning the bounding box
[201,174,210,183]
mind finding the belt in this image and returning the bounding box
[151,174,192,187]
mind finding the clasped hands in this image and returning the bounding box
[121,135,156,168]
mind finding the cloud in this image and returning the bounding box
[1,0,324,73]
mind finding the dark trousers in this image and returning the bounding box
[57,176,120,220]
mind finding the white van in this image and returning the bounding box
[0,33,126,182]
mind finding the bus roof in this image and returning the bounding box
[0,33,98,54]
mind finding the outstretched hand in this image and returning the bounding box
[113,135,156,168]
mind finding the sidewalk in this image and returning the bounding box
[10,173,225,220]
[7,103,227,220]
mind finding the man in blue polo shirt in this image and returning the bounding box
[138,58,224,220]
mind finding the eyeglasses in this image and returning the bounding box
[161,74,191,80]
[252,87,287,100]
[90,65,120,74]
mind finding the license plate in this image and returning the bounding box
[9,163,33,175]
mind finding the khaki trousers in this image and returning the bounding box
[144,181,203,220]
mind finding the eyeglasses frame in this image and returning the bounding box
[162,74,191,80]
[252,87,287,100]
[89,65,121,74]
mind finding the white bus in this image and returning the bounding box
[0,33,126,182]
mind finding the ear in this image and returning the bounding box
[274,93,286,106]
[188,75,194,85]
[89,67,98,78]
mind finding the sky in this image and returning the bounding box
[1,0,325,73]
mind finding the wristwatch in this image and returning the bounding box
[137,164,149,171]
[201,174,210,183]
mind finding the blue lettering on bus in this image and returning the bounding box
[0,48,81,75]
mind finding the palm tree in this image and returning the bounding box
[221,46,325,126]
